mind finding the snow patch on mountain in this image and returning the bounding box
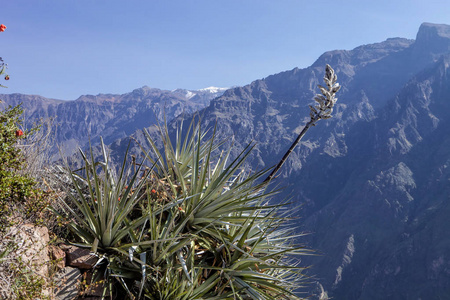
[198,86,229,93]
[185,90,196,99]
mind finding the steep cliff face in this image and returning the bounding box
[302,54,450,299]
[0,86,225,157]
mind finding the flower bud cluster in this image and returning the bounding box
[309,64,340,122]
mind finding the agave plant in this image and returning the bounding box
[54,64,339,299]
[53,120,310,299]
[128,119,312,299]
[52,139,151,251]
[51,139,157,297]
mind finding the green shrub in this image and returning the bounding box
[0,104,53,229]
[0,105,35,227]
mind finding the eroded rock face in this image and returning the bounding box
[0,223,51,299]
[9,224,50,277]
[55,245,108,299]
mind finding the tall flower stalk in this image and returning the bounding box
[264,64,341,183]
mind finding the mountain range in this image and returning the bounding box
[0,86,227,157]
[3,22,450,299]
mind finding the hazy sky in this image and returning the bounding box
[1,0,449,100]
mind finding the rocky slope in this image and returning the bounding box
[301,53,450,299]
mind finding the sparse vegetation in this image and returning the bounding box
[0,104,56,299]
[0,103,54,229]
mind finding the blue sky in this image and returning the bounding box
[1,0,450,100]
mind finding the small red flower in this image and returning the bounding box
[151,189,156,194]
[15,129,23,137]
[0,24,6,32]
[4,75,9,80]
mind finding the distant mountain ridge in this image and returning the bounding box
[0,86,227,157]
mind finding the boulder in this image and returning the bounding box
[60,244,98,269]
[0,223,51,298]
[9,223,50,277]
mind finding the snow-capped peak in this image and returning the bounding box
[198,86,228,93]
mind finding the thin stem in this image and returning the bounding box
[263,119,316,183]
[263,64,340,184]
